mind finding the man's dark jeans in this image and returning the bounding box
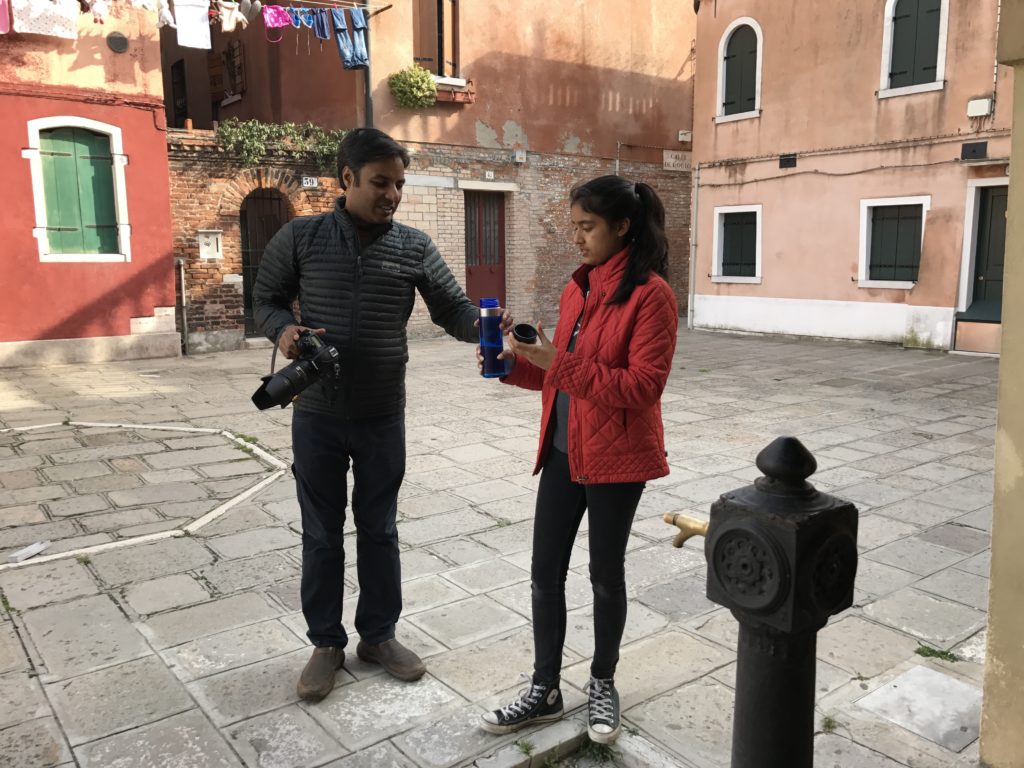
[291,408,405,648]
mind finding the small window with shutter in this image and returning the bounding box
[888,0,941,88]
[713,205,762,283]
[723,24,758,116]
[413,0,458,77]
[39,128,119,256]
[24,117,131,262]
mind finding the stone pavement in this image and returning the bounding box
[0,329,997,768]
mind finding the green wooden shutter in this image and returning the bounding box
[722,212,757,277]
[723,25,757,115]
[869,205,922,281]
[913,0,941,85]
[39,128,118,255]
[74,130,119,254]
[40,128,85,254]
[889,0,917,88]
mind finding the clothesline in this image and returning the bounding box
[274,0,391,9]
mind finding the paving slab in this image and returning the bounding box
[141,592,281,649]
[0,716,73,767]
[45,655,193,745]
[0,672,50,729]
[226,705,348,768]
[90,537,214,585]
[75,708,242,768]
[323,741,417,768]
[863,589,986,649]
[857,665,982,752]
[408,596,526,649]
[23,594,150,679]
[392,704,500,768]
[162,619,304,681]
[124,572,210,615]
[187,648,343,726]
[0,559,97,611]
[303,674,465,751]
[627,678,733,768]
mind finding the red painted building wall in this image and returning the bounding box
[0,5,178,363]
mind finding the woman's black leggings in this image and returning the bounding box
[531,448,644,683]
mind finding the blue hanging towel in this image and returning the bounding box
[330,8,356,68]
[347,6,369,69]
[312,7,330,40]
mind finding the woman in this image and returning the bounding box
[479,175,678,744]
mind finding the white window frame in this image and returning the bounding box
[877,0,949,99]
[715,17,764,124]
[22,116,131,263]
[858,195,931,289]
[712,204,763,284]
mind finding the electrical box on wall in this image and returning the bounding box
[967,98,993,118]
[678,130,693,143]
[198,230,223,260]
[512,148,527,164]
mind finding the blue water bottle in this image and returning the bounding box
[479,297,505,378]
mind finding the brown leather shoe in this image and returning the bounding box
[296,646,346,702]
[356,638,426,681]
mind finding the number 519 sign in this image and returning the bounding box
[301,176,319,189]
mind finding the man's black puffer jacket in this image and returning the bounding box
[253,198,479,418]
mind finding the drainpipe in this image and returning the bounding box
[363,0,374,127]
[175,258,190,356]
[688,164,700,330]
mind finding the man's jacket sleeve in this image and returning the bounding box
[416,236,478,343]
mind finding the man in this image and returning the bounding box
[254,128,488,701]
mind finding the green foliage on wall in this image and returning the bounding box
[388,65,438,109]
[215,118,347,171]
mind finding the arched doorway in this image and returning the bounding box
[240,189,292,337]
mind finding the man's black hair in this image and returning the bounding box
[336,128,411,189]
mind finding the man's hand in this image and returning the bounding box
[278,325,327,359]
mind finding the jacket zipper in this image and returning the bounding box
[345,237,363,418]
[570,288,591,483]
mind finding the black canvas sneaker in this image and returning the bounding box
[586,676,621,743]
[480,673,564,734]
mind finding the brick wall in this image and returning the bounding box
[166,130,690,351]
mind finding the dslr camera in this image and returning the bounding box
[251,330,341,410]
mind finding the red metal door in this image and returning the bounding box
[464,191,506,306]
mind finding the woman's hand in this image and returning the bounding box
[508,322,556,371]
[475,344,516,376]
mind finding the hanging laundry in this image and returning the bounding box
[238,0,260,23]
[347,6,369,69]
[312,7,329,41]
[261,2,289,42]
[330,8,355,68]
[88,0,110,23]
[174,0,211,49]
[218,0,247,31]
[286,6,300,27]
[0,0,10,35]
[158,0,176,27]
[299,7,315,28]
[11,0,80,39]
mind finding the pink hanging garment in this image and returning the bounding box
[0,0,10,34]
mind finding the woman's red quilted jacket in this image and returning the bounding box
[503,247,678,484]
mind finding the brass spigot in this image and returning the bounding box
[664,512,709,548]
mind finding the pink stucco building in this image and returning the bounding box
[691,0,1013,353]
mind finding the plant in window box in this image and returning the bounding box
[387,65,437,109]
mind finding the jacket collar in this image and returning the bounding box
[571,246,630,293]
[332,197,393,245]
